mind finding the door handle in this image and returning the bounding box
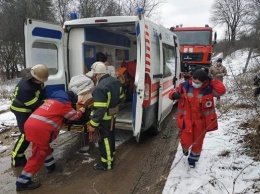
[153,74,163,79]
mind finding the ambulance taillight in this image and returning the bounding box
[179,72,184,79]
[143,74,151,106]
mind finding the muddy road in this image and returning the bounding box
[0,107,179,194]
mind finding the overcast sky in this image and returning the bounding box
[158,0,225,39]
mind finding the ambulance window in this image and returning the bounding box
[163,44,176,78]
[86,48,94,58]
[31,42,58,75]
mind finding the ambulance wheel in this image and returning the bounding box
[148,123,162,136]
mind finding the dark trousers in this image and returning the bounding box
[98,119,115,169]
[11,112,31,166]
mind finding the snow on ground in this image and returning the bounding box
[0,98,17,154]
[1,50,260,193]
[0,111,16,128]
[0,145,8,154]
[163,50,260,194]
[163,108,260,194]
[0,100,11,113]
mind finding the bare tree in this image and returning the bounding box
[119,0,164,17]
[243,0,260,72]
[78,0,107,18]
[52,0,76,25]
[103,0,121,16]
[210,0,249,46]
[0,0,25,79]
[77,0,164,18]
[0,0,56,80]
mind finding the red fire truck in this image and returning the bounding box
[170,25,217,78]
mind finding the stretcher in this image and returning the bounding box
[66,97,94,133]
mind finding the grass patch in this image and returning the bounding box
[218,150,231,157]
[240,118,260,161]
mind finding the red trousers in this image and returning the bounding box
[23,143,52,175]
[180,118,206,154]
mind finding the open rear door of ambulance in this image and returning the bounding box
[24,19,66,97]
[158,26,178,124]
[132,12,146,142]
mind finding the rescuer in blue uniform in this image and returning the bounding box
[10,64,49,167]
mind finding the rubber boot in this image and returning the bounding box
[11,155,27,167]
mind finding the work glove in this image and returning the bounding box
[88,128,101,143]
[172,92,181,100]
[87,122,101,142]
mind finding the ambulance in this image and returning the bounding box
[24,9,183,141]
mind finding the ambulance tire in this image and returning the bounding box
[148,123,162,136]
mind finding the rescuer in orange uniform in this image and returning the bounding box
[169,69,226,168]
[15,90,85,191]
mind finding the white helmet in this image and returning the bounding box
[30,64,49,82]
[91,62,107,75]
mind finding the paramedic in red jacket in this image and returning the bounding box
[169,69,226,168]
[15,90,85,191]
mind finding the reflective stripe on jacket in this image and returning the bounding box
[90,74,124,128]
[25,91,82,145]
[176,78,226,132]
[10,78,47,113]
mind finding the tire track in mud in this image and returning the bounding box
[130,108,180,194]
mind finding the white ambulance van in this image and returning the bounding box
[24,10,183,141]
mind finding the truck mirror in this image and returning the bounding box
[173,36,178,47]
[212,32,217,47]
[214,32,217,42]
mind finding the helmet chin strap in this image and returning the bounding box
[95,73,106,83]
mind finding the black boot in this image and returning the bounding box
[188,158,196,168]
[16,181,41,191]
[94,163,107,171]
[11,155,27,167]
[182,149,189,156]
[46,163,56,173]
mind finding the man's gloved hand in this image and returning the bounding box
[172,92,181,100]
[87,123,95,132]
[88,129,101,142]
[79,107,86,113]
[87,123,101,142]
